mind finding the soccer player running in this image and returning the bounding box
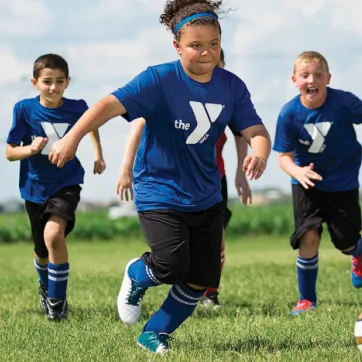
[273,51,362,315]
[48,0,271,354]
[6,54,106,321]
[116,49,252,309]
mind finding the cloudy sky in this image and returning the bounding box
[0,0,361,202]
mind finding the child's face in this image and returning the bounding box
[173,24,221,80]
[31,68,70,107]
[292,60,331,108]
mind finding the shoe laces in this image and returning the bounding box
[127,280,147,306]
[150,333,171,348]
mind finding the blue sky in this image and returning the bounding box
[0,0,361,202]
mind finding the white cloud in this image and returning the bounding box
[0,0,52,36]
[0,47,30,85]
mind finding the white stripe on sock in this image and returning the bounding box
[48,269,69,275]
[48,275,68,282]
[175,285,202,301]
[296,262,318,270]
[170,288,199,306]
[34,260,48,271]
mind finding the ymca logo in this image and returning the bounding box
[40,122,70,155]
[303,122,332,153]
[174,101,224,145]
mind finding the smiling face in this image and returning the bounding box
[173,23,221,83]
[292,60,331,109]
[31,68,70,108]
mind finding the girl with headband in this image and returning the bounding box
[48,0,271,354]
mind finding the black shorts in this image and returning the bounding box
[220,175,232,228]
[138,202,223,288]
[291,184,361,251]
[25,185,82,258]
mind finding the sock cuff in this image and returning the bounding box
[170,284,204,306]
[34,259,48,270]
[296,254,318,270]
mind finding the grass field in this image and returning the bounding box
[1,236,362,361]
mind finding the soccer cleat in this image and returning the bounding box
[352,255,362,288]
[47,298,68,321]
[117,258,147,325]
[290,299,316,316]
[39,283,48,314]
[137,331,170,354]
[199,291,222,309]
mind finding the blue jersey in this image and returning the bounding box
[112,60,263,212]
[7,96,86,204]
[273,87,362,192]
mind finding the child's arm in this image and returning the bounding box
[278,152,322,189]
[6,137,48,162]
[88,129,106,174]
[240,124,271,180]
[234,136,252,205]
[116,118,146,201]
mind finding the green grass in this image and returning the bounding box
[0,236,362,361]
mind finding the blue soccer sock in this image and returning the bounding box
[296,254,318,304]
[48,262,69,300]
[143,284,205,334]
[128,259,161,288]
[34,259,48,289]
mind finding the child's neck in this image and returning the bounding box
[39,96,64,109]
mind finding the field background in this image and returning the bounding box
[1,205,362,361]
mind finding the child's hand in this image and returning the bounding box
[116,170,133,201]
[31,137,48,155]
[296,163,322,189]
[242,155,267,180]
[235,169,252,205]
[93,158,106,174]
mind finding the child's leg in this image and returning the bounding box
[137,203,223,354]
[25,200,49,313]
[324,188,362,287]
[44,215,69,300]
[297,229,320,303]
[118,210,189,326]
[290,185,323,315]
[41,185,81,320]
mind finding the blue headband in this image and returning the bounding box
[173,13,218,34]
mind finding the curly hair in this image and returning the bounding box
[160,0,224,40]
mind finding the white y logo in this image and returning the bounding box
[40,122,69,155]
[303,122,332,153]
[186,101,223,144]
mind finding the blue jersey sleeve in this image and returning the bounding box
[111,67,159,122]
[346,92,362,125]
[273,109,297,153]
[228,78,263,135]
[7,102,26,145]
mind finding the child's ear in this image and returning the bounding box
[30,78,38,89]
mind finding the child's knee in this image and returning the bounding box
[300,229,320,253]
[44,215,67,250]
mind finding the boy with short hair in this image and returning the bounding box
[6,53,106,321]
[273,51,362,315]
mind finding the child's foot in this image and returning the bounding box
[38,283,48,314]
[290,299,316,316]
[352,255,362,288]
[199,291,222,310]
[137,331,170,354]
[47,298,68,321]
[117,258,147,325]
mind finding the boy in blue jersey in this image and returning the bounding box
[6,54,106,321]
[48,0,271,353]
[273,51,362,315]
